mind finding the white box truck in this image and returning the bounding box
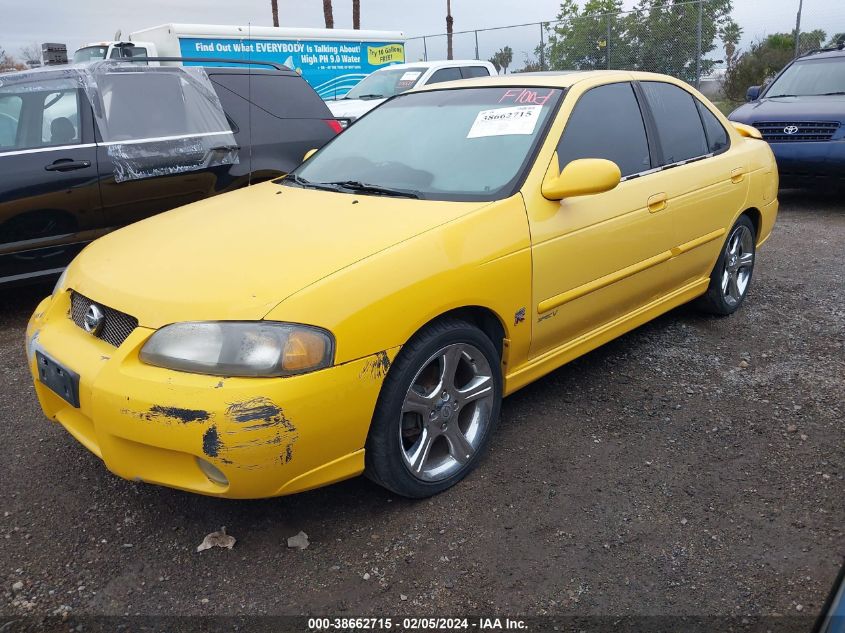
[73,23,406,99]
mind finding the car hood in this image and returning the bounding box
[730,95,845,123]
[70,181,483,329]
[327,98,386,120]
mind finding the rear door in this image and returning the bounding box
[637,81,749,288]
[208,71,337,178]
[0,87,102,284]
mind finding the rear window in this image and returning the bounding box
[462,66,491,78]
[696,101,729,154]
[209,73,330,119]
[641,81,708,164]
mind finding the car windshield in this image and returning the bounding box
[73,46,109,63]
[344,67,427,100]
[292,87,563,202]
[766,57,845,97]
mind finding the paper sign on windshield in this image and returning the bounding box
[467,105,542,138]
[400,71,422,82]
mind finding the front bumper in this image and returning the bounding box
[769,140,845,188]
[26,291,398,499]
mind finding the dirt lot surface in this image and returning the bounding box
[1,192,843,627]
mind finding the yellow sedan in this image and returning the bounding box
[26,71,778,499]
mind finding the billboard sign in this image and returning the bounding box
[179,37,405,99]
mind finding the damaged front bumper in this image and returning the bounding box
[26,291,397,499]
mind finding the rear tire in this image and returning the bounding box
[696,215,756,316]
[365,318,502,498]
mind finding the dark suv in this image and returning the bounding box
[0,59,341,287]
[729,44,845,190]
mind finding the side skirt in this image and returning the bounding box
[503,277,709,395]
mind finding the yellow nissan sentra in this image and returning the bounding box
[26,71,778,499]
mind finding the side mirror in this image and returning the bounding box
[303,148,318,162]
[746,85,761,102]
[542,158,621,201]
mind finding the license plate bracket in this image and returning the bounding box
[36,351,80,408]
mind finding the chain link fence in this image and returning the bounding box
[405,0,845,102]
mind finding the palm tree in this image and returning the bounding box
[446,0,454,60]
[353,0,360,29]
[323,0,335,29]
[271,0,279,27]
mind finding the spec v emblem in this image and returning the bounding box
[84,304,105,335]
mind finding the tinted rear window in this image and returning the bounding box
[696,101,729,154]
[641,81,708,164]
[462,66,491,78]
[209,73,330,119]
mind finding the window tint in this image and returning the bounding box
[696,101,729,153]
[557,82,651,178]
[209,73,330,119]
[41,91,80,146]
[641,81,708,164]
[462,66,490,78]
[427,67,462,85]
[0,95,22,149]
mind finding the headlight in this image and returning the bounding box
[139,322,334,377]
[52,268,69,296]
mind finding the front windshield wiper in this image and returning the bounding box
[355,93,386,100]
[767,94,799,98]
[281,173,342,192]
[324,180,422,199]
[813,91,845,96]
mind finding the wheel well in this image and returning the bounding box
[742,207,762,241]
[427,306,507,358]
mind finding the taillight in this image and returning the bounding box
[323,119,343,134]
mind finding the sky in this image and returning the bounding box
[1,0,843,67]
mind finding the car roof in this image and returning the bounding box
[796,47,845,61]
[410,69,686,92]
[376,59,494,72]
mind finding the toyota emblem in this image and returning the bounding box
[84,304,105,335]
[783,125,799,135]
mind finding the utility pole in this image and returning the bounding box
[695,0,703,88]
[794,0,804,57]
[539,22,545,71]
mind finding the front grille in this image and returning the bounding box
[70,291,139,348]
[753,120,840,142]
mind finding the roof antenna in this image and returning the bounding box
[247,22,253,187]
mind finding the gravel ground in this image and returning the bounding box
[1,191,843,627]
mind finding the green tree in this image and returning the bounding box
[720,18,742,71]
[489,46,514,74]
[827,33,845,47]
[545,0,626,71]
[626,0,734,83]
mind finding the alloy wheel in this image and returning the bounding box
[399,342,495,482]
[721,224,755,307]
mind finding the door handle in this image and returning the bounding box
[45,159,91,172]
[730,168,746,183]
[647,192,668,213]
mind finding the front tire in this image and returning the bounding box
[696,215,756,316]
[365,318,502,498]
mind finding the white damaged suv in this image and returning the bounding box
[327,60,497,123]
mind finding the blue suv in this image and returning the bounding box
[730,44,845,191]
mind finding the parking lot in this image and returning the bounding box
[1,191,843,622]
